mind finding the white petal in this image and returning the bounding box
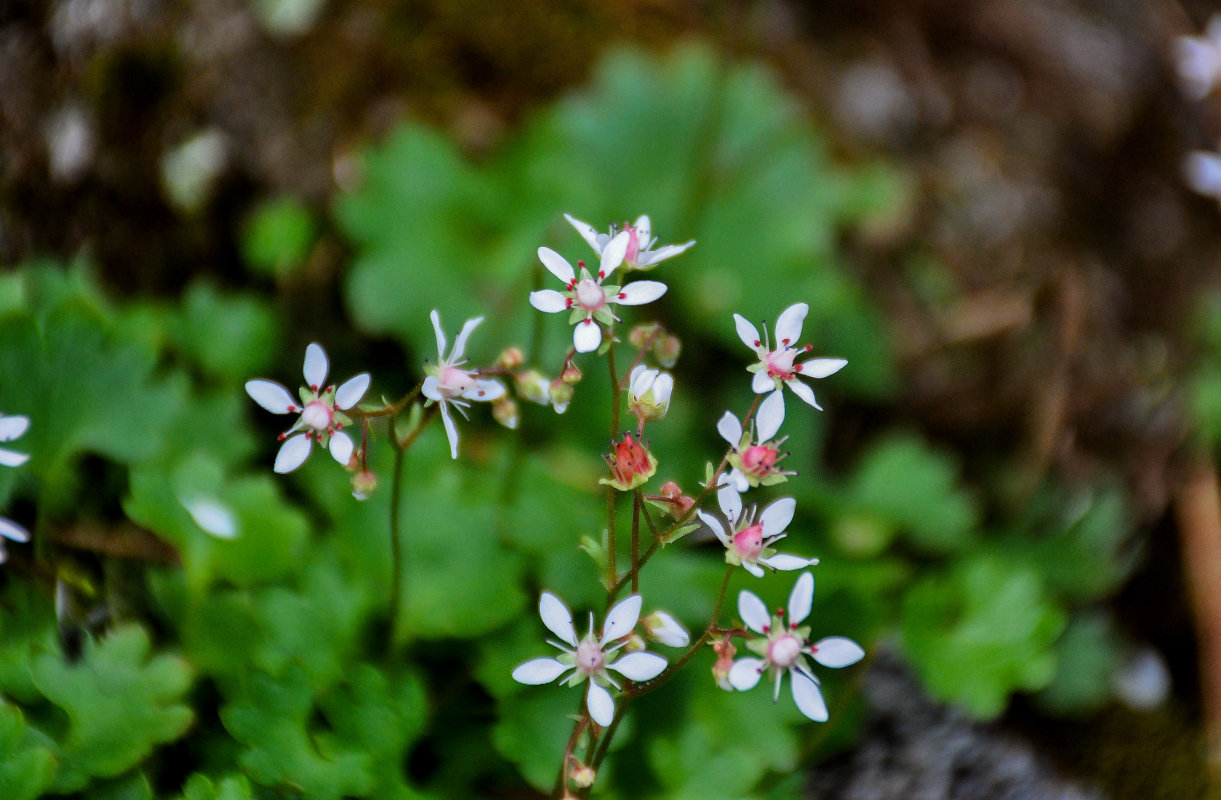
[801,358,848,379]
[751,370,775,394]
[716,411,742,447]
[0,540,7,563]
[636,241,694,266]
[774,303,808,347]
[790,667,829,721]
[329,431,354,465]
[743,561,765,578]
[758,553,812,571]
[734,314,762,351]
[451,316,484,362]
[564,213,603,252]
[273,434,312,473]
[429,310,447,358]
[756,390,785,442]
[759,497,795,537]
[787,379,821,410]
[787,571,815,626]
[696,509,730,546]
[628,364,654,395]
[539,592,577,647]
[650,373,673,404]
[438,401,459,459]
[512,657,569,685]
[183,496,238,539]
[609,651,667,682]
[245,380,297,414]
[586,682,615,727]
[645,611,689,647]
[716,483,742,525]
[538,247,575,284]
[421,375,441,401]
[0,516,29,543]
[303,343,329,389]
[728,657,765,691]
[573,318,602,353]
[0,415,29,442]
[599,230,630,281]
[1186,151,1221,196]
[614,280,667,306]
[601,594,642,646]
[0,448,29,467]
[462,378,505,402]
[727,468,750,493]
[529,289,568,313]
[812,637,865,668]
[738,589,770,634]
[335,373,371,410]
[632,215,651,246]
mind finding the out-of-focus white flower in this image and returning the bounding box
[1185,148,1221,204]
[512,592,668,727]
[181,495,239,540]
[717,390,794,491]
[422,310,506,459]
[530,233,667,353]
[734,303,846,411]
[0,412,30,563]
[696,484,816,578]
[728,572,864,721]
[1177,17,1221,100]
[246,343,370,473]
[565,213,694,272]
[628,364,673,431]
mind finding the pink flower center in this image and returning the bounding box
[765,347,798,379]
[625,226,641,265]
[733,523,764,561]
[575,639,605,676]
[437,365,475,398]
[575,278,607,311]
[301,400,333,432]
[768,633,801,668]
[742,444,778,476]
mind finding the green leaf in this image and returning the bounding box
[169,282,280,382]
[241,197,318,278]
[31,626,193,786]
[0,704,58,800]
[179,773,254,800]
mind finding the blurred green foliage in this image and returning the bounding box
[0,42,1144,799]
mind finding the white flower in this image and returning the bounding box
[728,572,864,722]
[246,343,370,473]
[512,592,668,727]
[1185,148,1221,204]
[422,310,506,459]
[627,364,673,430]
[734,303,846,410]
[565,213,694,271]
[0,413,30,564]
[717,391,794,491]
[1177,17,1221,100]
[696,484,816,578]
[530,232,668,353]
[180,495,238,539]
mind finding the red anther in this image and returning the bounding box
[287,405,297,413]
[762,625,771,634]
[782,338,790,345]
[277,433,287,440]
[618,292,626,299]
[565,299,573,308]
[310,384,319,392]
[794,364,803,372]
[777,607,785,617]
[598,270,605,279]
[803,344,813,352]
[335,423,342,430]
[790,622,798,630]
[577,260,586,269]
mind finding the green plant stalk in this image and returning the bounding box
[605,329,621,598]
[386,403,439,647]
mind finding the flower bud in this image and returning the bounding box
[492,396,519,429]
[561,364,583,385]
[623,631,647,653]
[653,333,681,368]
[351,469,378,501]
[628,322,663,350]
[495,346,524,370]
[628,365,672,428]
[549,379,573,414]
[599,432,656,491]
[514,369,550,405]
[569,762,596,789]
[642,610,690,647]
[712,637,737,692]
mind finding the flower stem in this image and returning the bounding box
[605,333,622,597]
[553,710,589,798]
[631,490,641,593]
[387,441,406,647]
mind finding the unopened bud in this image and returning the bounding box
[549,379,573,414]
[492,396,519,429]
[623,631,647,653]
[642,610,690,647]
[628,365,672,428]
[496,347,524,370]
[515,369,550,405]
[561,364,583,385]
[351,469,378,501]
[569,763,596,789]
[628,322,663,350]
[654,333,681,368]
[712,637,737,692]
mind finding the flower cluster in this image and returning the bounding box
[0,413,30,562]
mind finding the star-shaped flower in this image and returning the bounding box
[0,413,30,563]
[565,213,695,272]
[246,344,370,473]
[696,484,815,577]
[717,390,794,491]
[422,310,506,459]
[728,571,864,721]
[512,592,668,727]
[734,303,846,410]
[530,232,667,353]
